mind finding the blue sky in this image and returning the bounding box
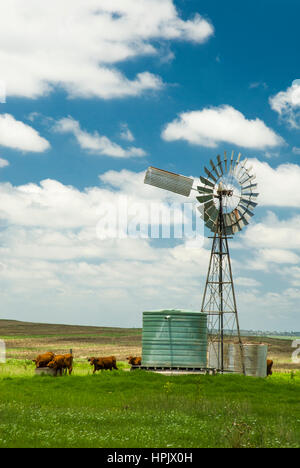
[0,0,299,331]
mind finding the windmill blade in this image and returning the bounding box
[217,155,223,175]
[197,194,213,203]
[144,166,194,197]
[229,151,235,174]
[240,194,257,202]
[241,182,257,192]
[240,198,258,209]
[209,160,221,178]
[224,151,228,173]
[197,206,210,222]
[238,206,254,221]
[242,192,259,197]
[240,173,256,185]
[233,208,248,230]
[204,166,217,183]
[223,213,233,227]
[206,219,217,232]
[229,211,239,225]
[205,203,219,219]
[197,186,214,194]
[207,205,219,222]
[239,200,256,212]
[232,223,242,233]
[200,176,215,188]
[225,225,234,235]
[235,158,248,179]
[203,199,214,212]
[233,153,242,173]
[236,208,249,227]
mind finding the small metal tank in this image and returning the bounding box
[208,342,268,377]
[142,310,207,368]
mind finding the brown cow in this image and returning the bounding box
[47,354,73,376]
[267,359,273,376]
[32,352,55,368]
[126,356,141,366]
[88,356,118,374]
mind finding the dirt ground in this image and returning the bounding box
[0,319,298,372]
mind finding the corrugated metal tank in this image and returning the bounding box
[142,310,207,368]
[208,342,268,377]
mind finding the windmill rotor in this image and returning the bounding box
[196,151,258,236]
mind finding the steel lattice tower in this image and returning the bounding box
[201,190,245,373]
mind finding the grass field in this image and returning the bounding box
[0,320,299,448]
[0,360,299,448]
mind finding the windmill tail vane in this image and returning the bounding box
[144,151,259,374]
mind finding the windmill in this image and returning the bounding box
[144,151,258,373]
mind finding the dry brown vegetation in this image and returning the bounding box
[0,319,297,371]
[0,319,141,361]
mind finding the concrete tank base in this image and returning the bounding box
[35,367,57,376]
[133,366,217,375]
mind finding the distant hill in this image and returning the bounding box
[0,319,141,336]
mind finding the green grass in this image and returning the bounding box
[0,361,300,448]
[266,335,300,341]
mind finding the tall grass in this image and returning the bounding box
[0,360,299,448]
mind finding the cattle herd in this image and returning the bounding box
[32,352,272,377]
[32,352,142,376]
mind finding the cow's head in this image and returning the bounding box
[47,360,56,369]
[88,357,96,365]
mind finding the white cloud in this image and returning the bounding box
[162,105,283,149]
[292,147,300,155]
[54,117,146,158]
[120,123,135,142]
[269,80,300,128]
[0,0,213,100]
[0,114,50,152]
[238,212,300,271]
[235,276,261,287]
[0,171,210,326]
[0,158,9,168]
[251,158,300,207]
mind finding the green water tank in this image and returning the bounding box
[142,309,207,368]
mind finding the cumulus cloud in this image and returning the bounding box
[0,171,211,325]
[240,212,300,252]
[54,117,146,158]
[162,105,283,149]
[269,80,300,128]
[0,114,50,152]
[250,158,300,207]
[0,0,213,100]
